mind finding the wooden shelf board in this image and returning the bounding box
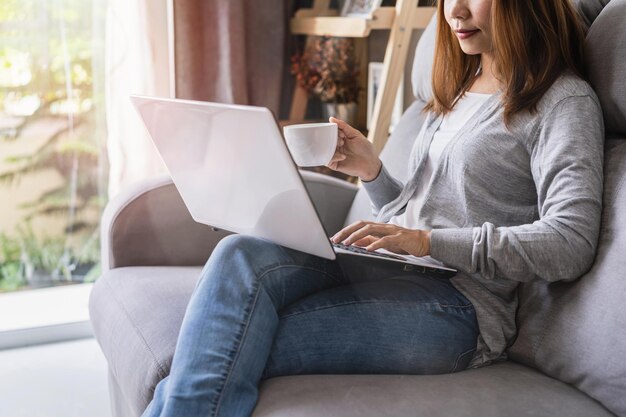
[290,7,394,37]
[290,7,435,37]
[291,16,374,38]
[294,8,338,18]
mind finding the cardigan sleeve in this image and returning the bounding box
[430,95,605,283]
[361,164,404,217]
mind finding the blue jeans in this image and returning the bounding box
[141,235,478,417]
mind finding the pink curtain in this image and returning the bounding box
[174,0,287,115]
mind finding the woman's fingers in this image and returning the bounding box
[365,235,395,252]
[326,152,346,170]
[329,153,346,164]
[332,221,430,257]
[353,236,377,247]
[343,225,385,246]
[330,117,359,138]
[369,230,429,257]
[332,221,393,245]
[331,220,370,243]
[329,116,345,128]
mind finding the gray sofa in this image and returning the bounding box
[89,1,626,416]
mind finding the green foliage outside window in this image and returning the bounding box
[0,0,107,292]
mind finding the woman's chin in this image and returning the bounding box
[458,46,483,56]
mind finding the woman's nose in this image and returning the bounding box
[447,0,470,22]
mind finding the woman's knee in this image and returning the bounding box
[192,235,280,299]
[214,234,270,254]
[207,234,287,283]
[212,235,281,265]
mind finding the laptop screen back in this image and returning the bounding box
[131,96,335,260]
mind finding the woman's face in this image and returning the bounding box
[444,0,493,56]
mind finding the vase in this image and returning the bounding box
[322,102,357,125]
[25,268,54,289]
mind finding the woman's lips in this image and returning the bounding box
[456,29,479,40]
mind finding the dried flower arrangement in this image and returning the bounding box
[290,36,360,103]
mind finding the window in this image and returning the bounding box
[0,0,108,294]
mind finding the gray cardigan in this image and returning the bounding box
[363,73,605,367]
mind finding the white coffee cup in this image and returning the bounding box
[283,122,338,167]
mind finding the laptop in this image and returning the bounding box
[130,95,457,278]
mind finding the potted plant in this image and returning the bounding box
[0,232,25,292]
[290,36,360,124]
[0,222,100,291]
[15,223,68,288]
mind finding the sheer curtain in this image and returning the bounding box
[105,0,172,198]
[105,0,286,198]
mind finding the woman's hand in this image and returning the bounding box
[331,221,431,258]
[327,117,382,181]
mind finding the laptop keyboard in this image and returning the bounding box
[332,242,407,261]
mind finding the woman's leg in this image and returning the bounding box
[262,274,478,378]
[141,235,348,417]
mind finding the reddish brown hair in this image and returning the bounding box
[424,0,587,124]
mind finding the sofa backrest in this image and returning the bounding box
[509,1,626,416]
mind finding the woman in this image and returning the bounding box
[142,0,604,416]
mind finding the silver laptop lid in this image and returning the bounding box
[131,95,336,260]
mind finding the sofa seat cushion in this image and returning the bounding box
[91,267,614,417]
[253,362,614,417]
[89,266,203,416]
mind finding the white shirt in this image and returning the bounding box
[390,91,493,228]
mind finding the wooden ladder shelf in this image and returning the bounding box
[289,0,435,154]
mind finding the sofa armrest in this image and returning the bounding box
[100,171,357,271]
[100,174,232,271]
[300,170,359,235]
